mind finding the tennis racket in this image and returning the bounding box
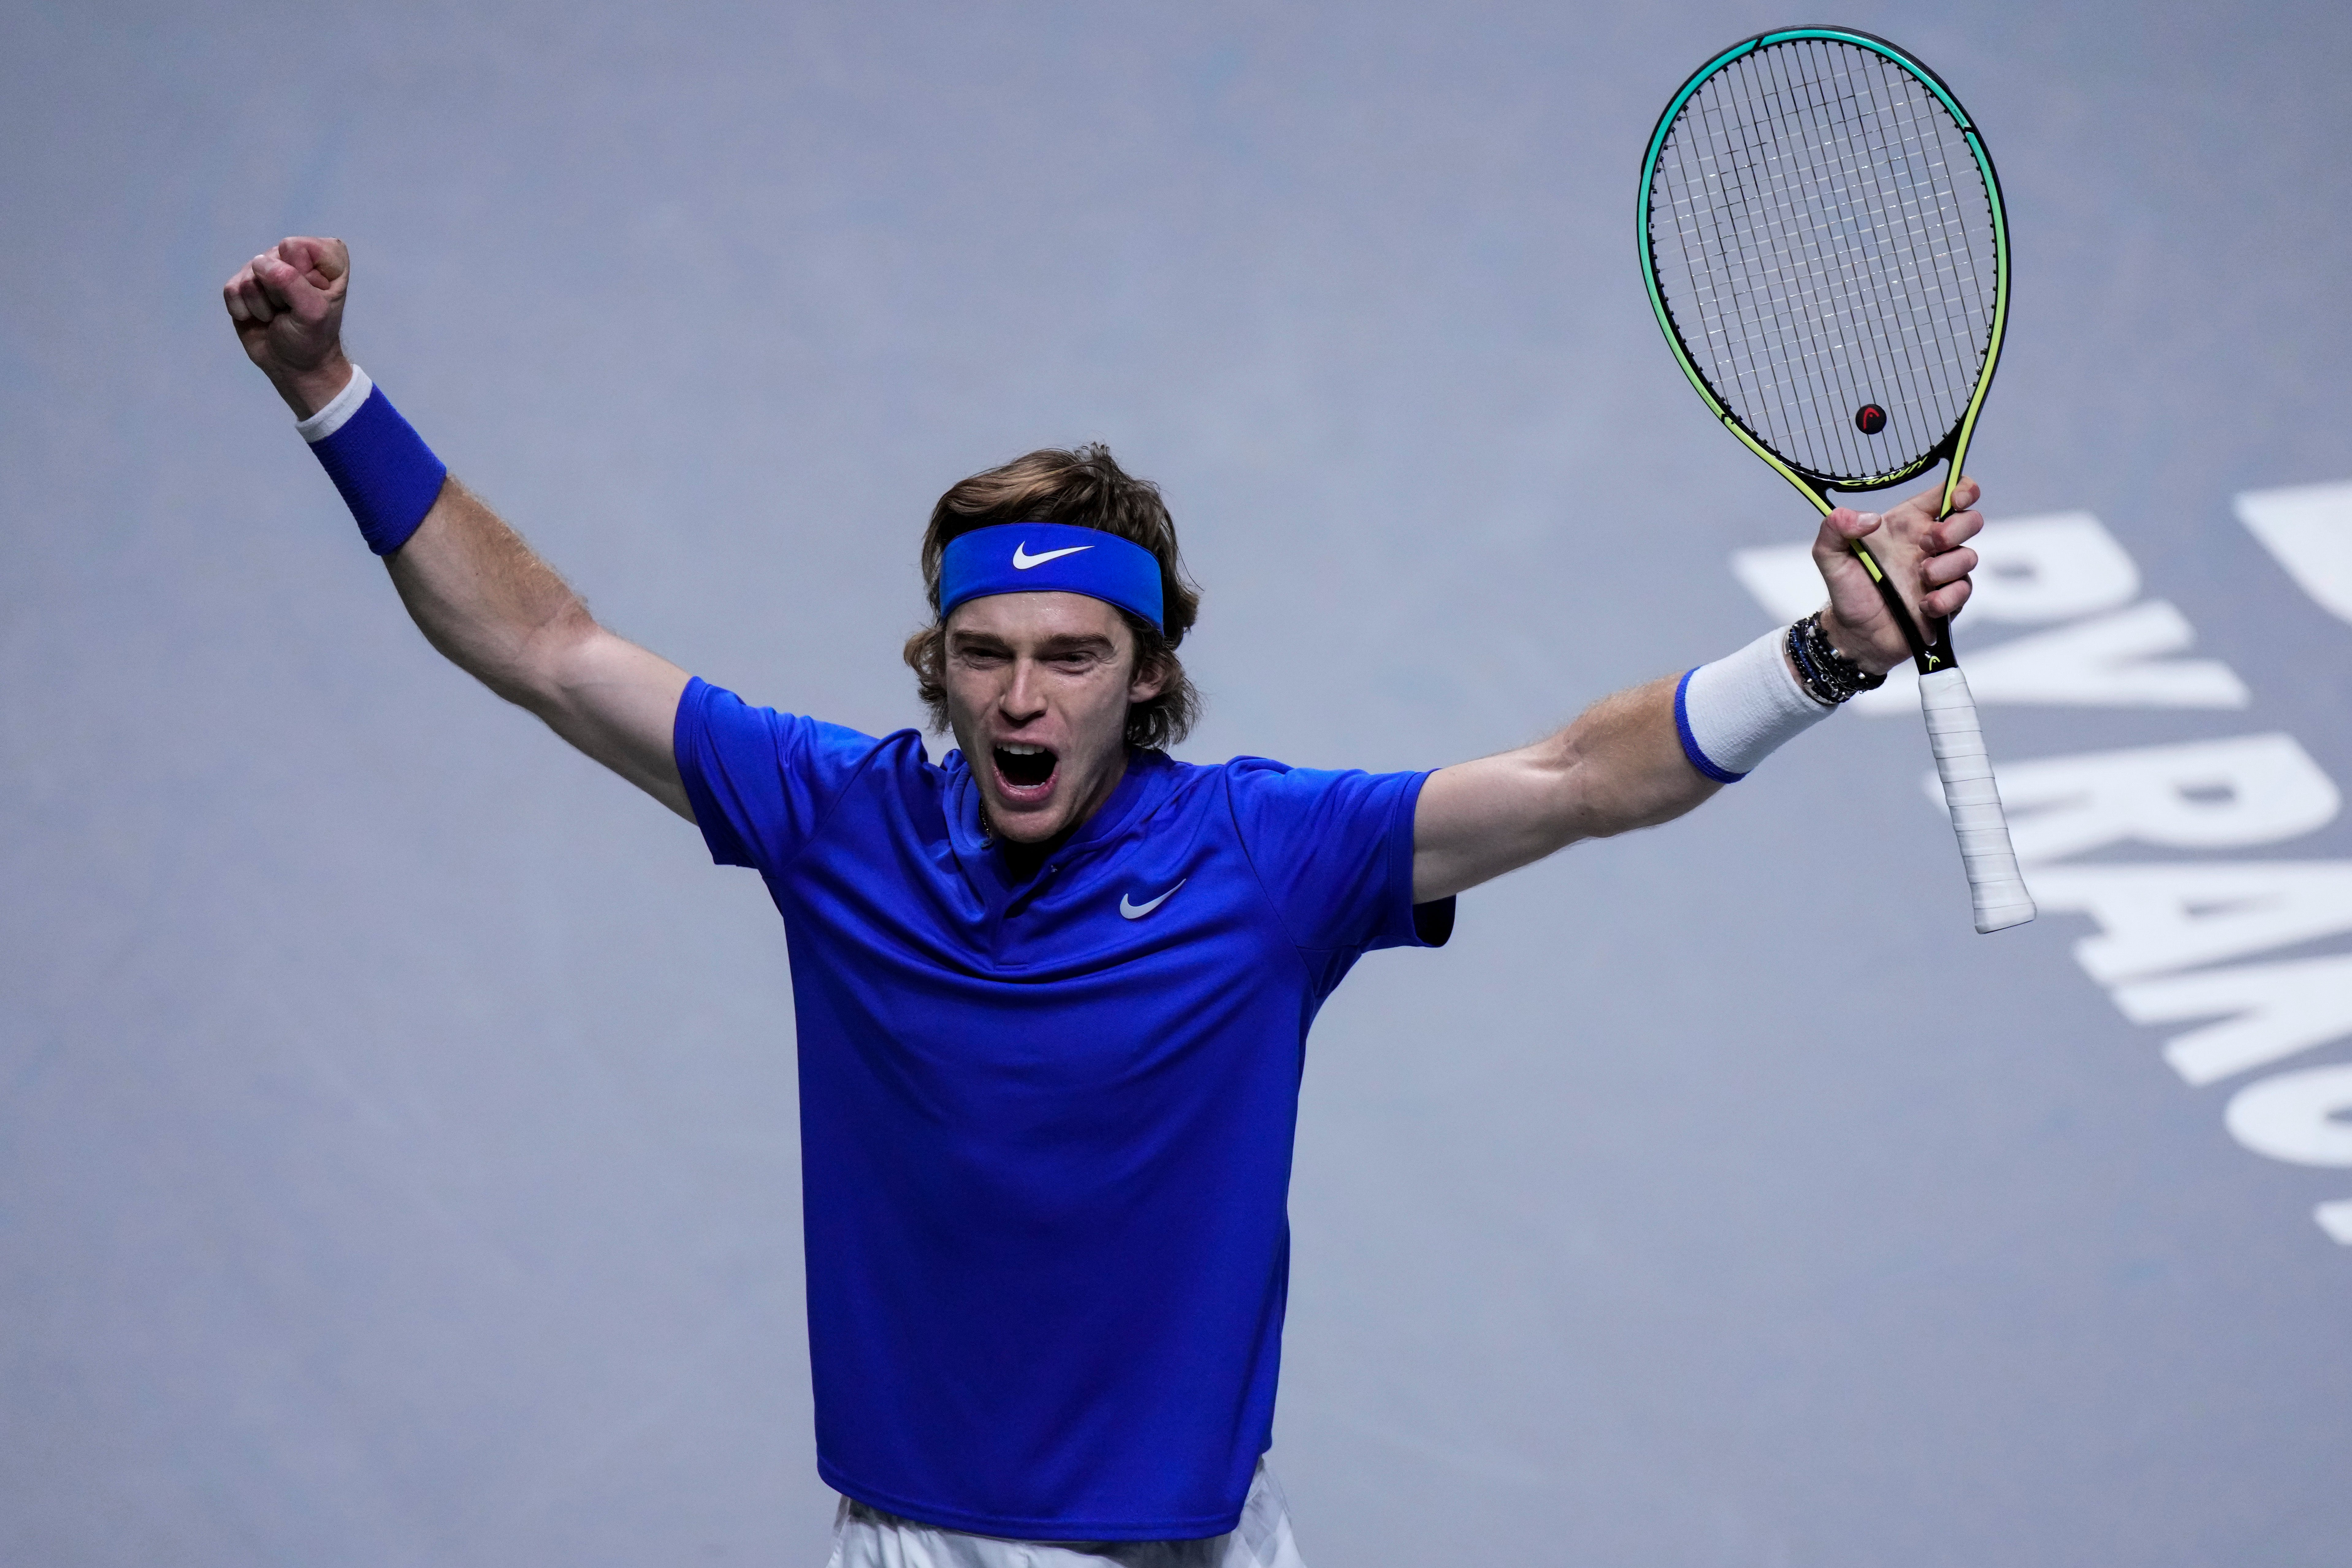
[1638,25,2035,934]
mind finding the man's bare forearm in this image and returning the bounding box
[387,479,591,706]
[1544,676,1721,837]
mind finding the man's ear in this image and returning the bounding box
[1127,650,1170,704]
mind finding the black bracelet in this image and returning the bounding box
[1807,612,1889,694]
[1784,618,1832,705]
[1785,613,1887,705]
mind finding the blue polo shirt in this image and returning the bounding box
[674,678,1452,1541]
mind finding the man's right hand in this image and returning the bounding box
[223,235,355,418]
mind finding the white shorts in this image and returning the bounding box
[825,1459,1307,1568]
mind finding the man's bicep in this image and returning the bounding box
[540,629,695,819]
[1410,750,1567,902]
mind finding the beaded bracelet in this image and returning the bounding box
[1784,611,1888,705]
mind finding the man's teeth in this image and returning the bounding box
[994,742,1056,790]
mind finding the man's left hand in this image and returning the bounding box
[1811,477,1983,674]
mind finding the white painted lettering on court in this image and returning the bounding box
[2225,1065,2352,1167]
[1730,488,2352,1244]
[1916,602,2249,710]
[2028,861,2352,985]
[1729,510,2141,628]
[1961,512,2145,624]
[2110,954,2352,1086]
[2236,480,2352,627]
[1732,519,2244,715]
[1933,734,2340,864]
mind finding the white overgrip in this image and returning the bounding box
[1918,667,2036,933]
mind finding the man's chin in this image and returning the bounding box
[991,817,1079,852]
[976,744,1123,845]
[981,777,1071,844]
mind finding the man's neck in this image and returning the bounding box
[995,831,1059,883]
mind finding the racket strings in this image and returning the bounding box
[1649,38,1997,486]
[1682,89,1824,464]
[1837,46,1993,418]
[1761,42,1961,467]
[1680,44,1976,471]
[1711,52,1892,468]
[1772,46,1938,462]
[1731,44,1980,469]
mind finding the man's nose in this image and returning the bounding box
[999,658,1048,720]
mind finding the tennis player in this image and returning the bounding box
[226,236,1981,1567]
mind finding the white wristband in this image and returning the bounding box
[1675,624,1834,781]
[293,364,373,443]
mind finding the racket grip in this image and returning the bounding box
[1918,667,2036,934]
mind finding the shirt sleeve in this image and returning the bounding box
[671,676,888,872]
[1224,758,1453,954]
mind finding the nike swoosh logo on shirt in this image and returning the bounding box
[1119,880,1186,920]
[1012,542,1094,570]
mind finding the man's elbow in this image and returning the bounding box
[490,601,607,717]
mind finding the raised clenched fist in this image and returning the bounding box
[223,236,354,418]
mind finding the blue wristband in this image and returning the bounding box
[305,380,447,555]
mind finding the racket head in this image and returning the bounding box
[1637,27,2009,504]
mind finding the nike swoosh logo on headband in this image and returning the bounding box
[1012,542,1094,570]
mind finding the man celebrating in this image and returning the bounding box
[225,236,1981,1567]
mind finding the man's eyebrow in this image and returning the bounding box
[947,630,1116,655]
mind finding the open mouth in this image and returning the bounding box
[992,743,1059,793]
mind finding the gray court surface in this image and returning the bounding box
[5,3,2350,1564]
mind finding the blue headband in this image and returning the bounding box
[938,522,1166,633]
